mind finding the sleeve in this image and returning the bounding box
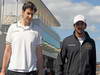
[91,40,96,75]
[55,39,67,75]
[6,25,13,44]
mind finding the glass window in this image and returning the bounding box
[42,31,60,48]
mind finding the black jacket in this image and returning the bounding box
[55,31,96,75]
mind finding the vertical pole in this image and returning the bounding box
[16,0,18,22]
[1,0,4,25]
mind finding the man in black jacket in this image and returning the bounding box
[55,15,96,75]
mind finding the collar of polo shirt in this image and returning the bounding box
[17,21,32,30]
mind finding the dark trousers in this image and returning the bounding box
[7,70,37,75]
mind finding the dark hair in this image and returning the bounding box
[22,1,37,13]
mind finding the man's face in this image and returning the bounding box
[22,8,35,24]
[74,21,86,34]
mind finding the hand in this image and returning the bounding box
[0,72,6,75]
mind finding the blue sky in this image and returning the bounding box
[71,0,100,5]
[42,0,100,62]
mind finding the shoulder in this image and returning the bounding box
[7,23,17,32]
[85,31,95,43]
[61,35,74,46]
[63,35,73,42]
[89,38,95,44]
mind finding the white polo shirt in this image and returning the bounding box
[6,21,42,72]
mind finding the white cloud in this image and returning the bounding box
[88,6,100,16]
[87,25,97,32]
[94,37,100,41]
[42,0,100,32]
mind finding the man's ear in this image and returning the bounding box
[84,23,87,29]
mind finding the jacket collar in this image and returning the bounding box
[73,31,91,41]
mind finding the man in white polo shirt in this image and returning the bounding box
[0,1,43,75]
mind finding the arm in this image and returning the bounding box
[91,41,96,75]
[0,44,12,75]
[36,45,44,75]
[55,53,64,75]
[55,40,67,75]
